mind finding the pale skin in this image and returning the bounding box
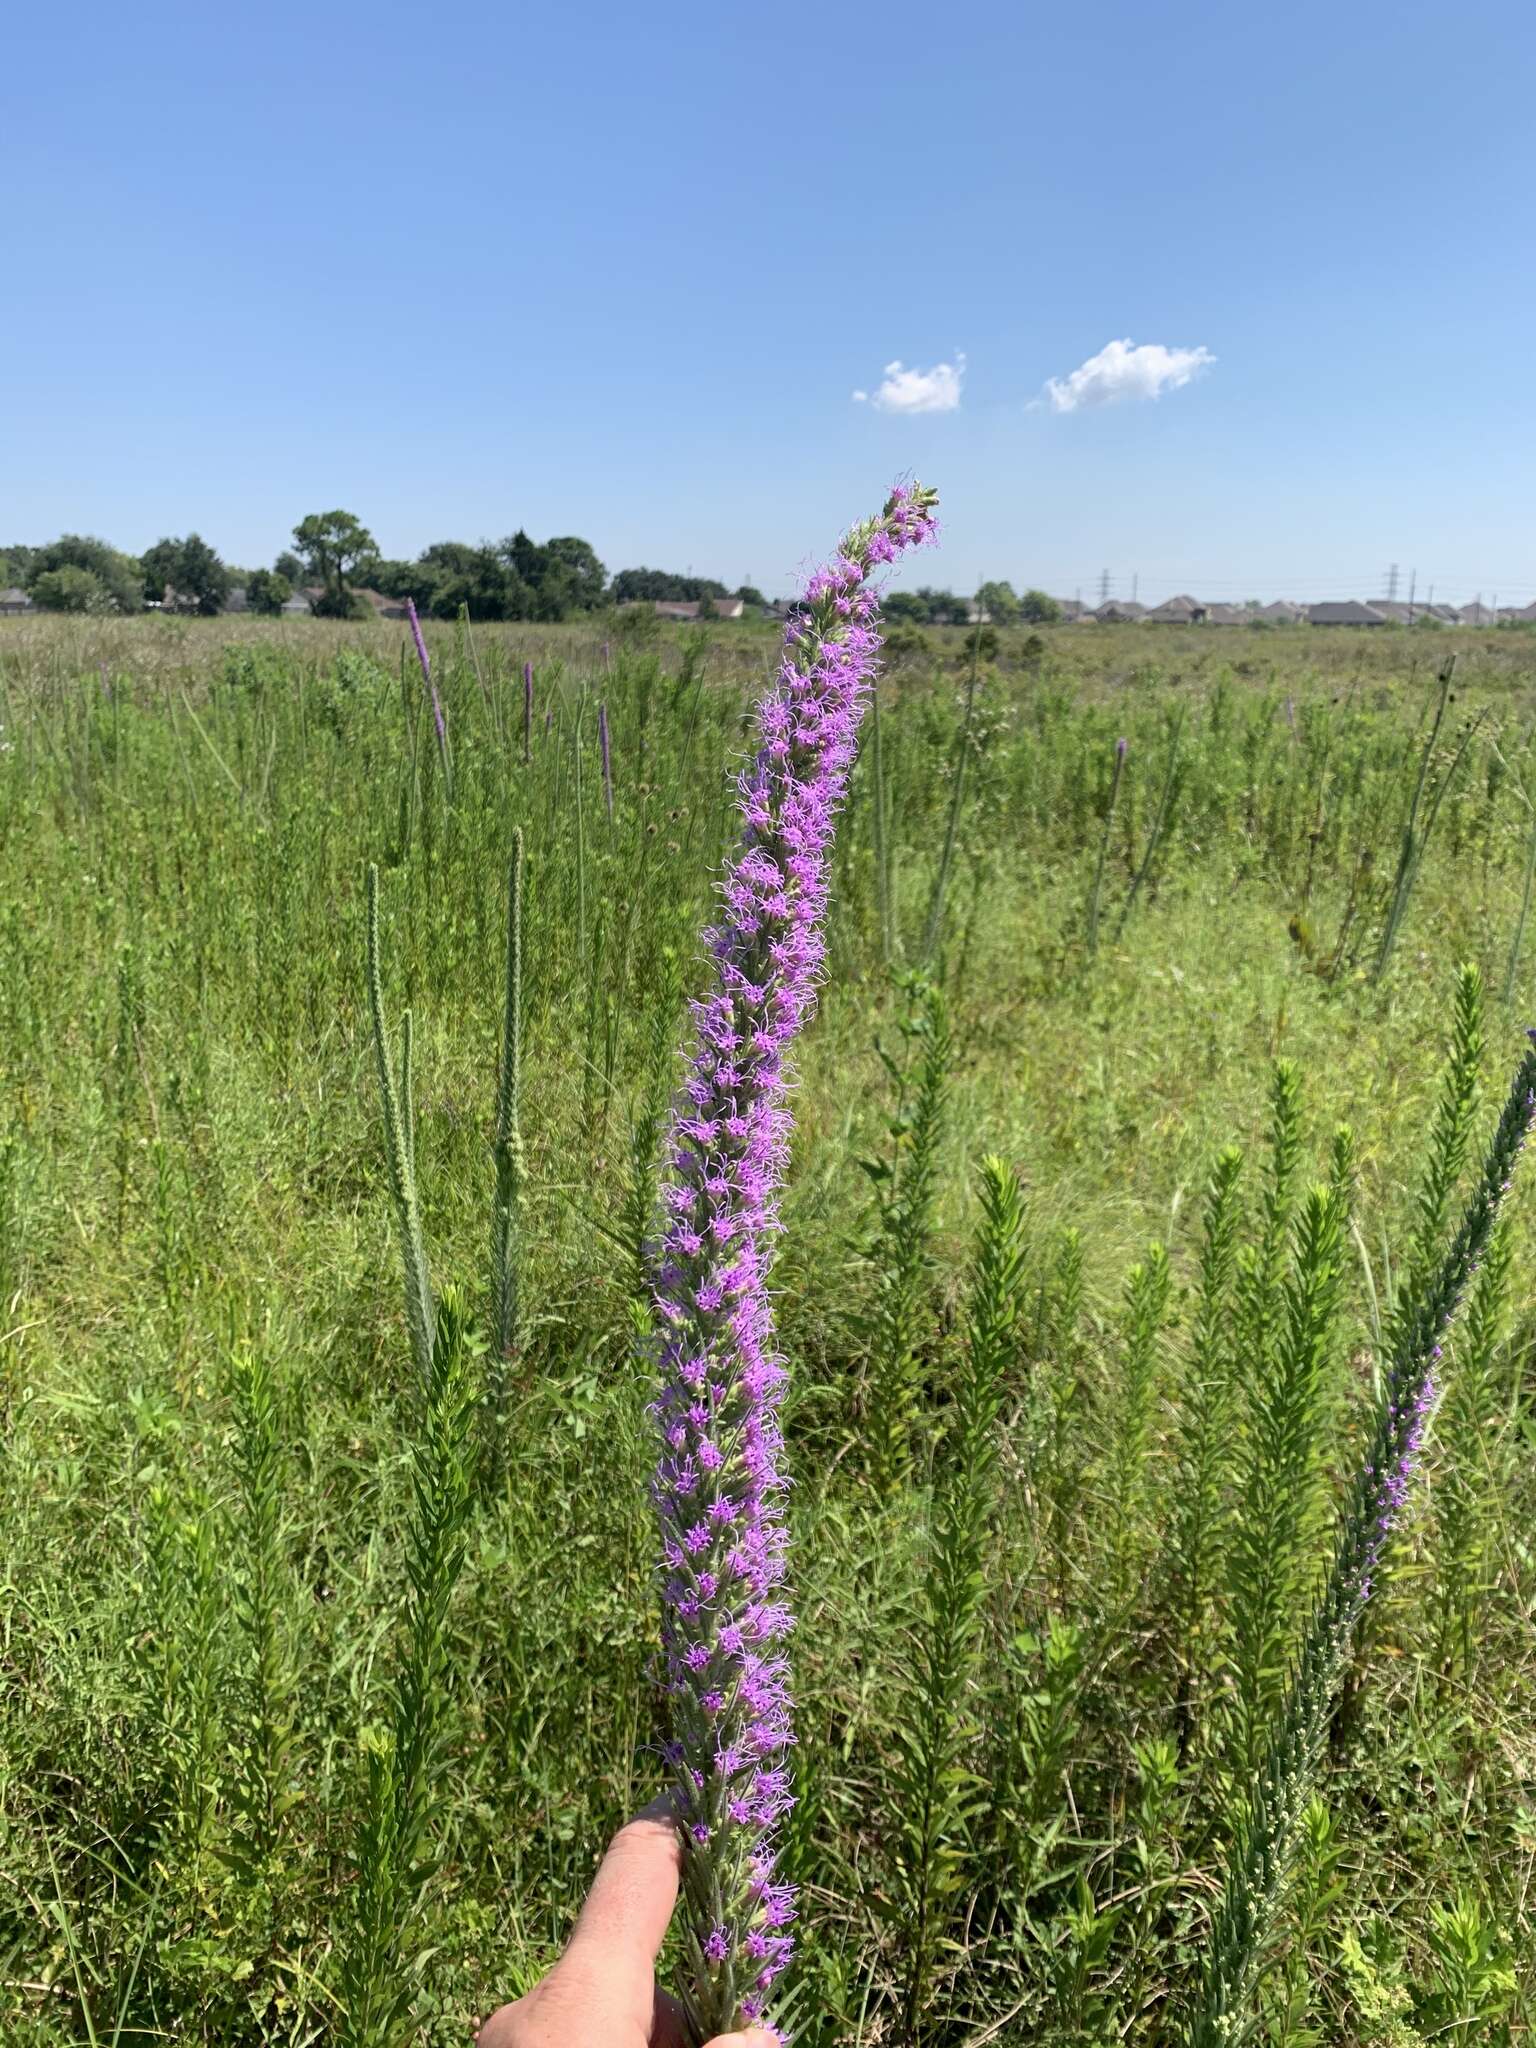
[474,1802,778,2048]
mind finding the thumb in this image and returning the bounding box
[561,1800,681,1981]
[706,2034,780,2048]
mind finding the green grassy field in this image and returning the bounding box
[4,610,1536,2045]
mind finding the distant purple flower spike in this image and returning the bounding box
[405,598,449,775]
[402,599,458,803]
[1116,734,1128,761]
[648,483,938,2040]
[599,700,615,822]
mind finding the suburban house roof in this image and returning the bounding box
[1308,601,1387,626]
[646,596,745,619]
[1145,594,1205,622]
[1093,600,1145,621]
[0,587,33,608]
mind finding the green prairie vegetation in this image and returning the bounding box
[5,610,1536,2044]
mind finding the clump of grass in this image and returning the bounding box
[888,1156,1027,2039]
[225,1341,299,1872]
[1167,1144,1245,1749]
[1191,1032,1536,2046]
[864,974,954,1492]
[1227,1141,1352,1773]
[339,1292,482,2048]
[484,831,526,1488]
[365,864,435,1385]
[1084,733,1127,958]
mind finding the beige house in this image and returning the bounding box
[1145,594,1207,624]
[649,596,746,621]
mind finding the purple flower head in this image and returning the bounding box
[1115,735,1128,763]
[649,482,937,2038]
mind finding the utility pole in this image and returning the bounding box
[1131,573,1139,604]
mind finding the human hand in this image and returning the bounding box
[474,1802,778,2048]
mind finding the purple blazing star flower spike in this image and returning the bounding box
[599,701,614,822]
[648,482,938,2040]
[405,597,448,753]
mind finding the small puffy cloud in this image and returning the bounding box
[1045,337,1214,413]
[853,353,965,414]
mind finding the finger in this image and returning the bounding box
[705,2032,781,2048]
[563,1801,682,1979]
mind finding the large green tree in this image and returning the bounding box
[246,569,292,616]
[140,538,182,604]
[1021,588,1062,624]
[422,542,530,621]
[542,536,607,611]
[142,534,230,614]
[913,587,970,626]
[176,534,230,615]
[610,566,730,605]
[27,535,141,613]
[291,510,377,618]
[976,579,1021,625]
[495,531,569,620]
[31,565,108,612]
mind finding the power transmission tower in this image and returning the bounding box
[1131,573,1139,603]
[1407,567,1416,625]
[1385,562,1400,601]
[1098,567,1111,606]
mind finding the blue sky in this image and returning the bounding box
[5,0,1534,603]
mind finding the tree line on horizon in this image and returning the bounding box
[0,512,774,623]
[1,512,1018,629]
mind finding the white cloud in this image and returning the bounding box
[853,353,965,414]
[1045,337,1215,413]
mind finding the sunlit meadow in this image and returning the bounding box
[5,569,1536,2045]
